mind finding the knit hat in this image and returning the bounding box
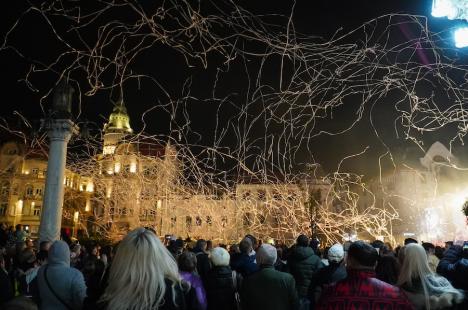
[328,243,344,263]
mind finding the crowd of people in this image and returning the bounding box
[1,222,468,310]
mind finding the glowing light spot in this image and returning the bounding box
[454,27,468,48]
[432,0,458,19]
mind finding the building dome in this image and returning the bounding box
[104,98,133,134]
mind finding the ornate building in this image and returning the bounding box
[0,99,333,243]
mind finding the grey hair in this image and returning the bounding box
[256,244,277,265]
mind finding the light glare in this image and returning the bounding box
[432,0,458,19]
[454,27,468,48]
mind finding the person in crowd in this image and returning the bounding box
[398,243,464,309]
[244,234,258,258]
[230,238,259,277]
[37,240,87,310]
[18,249,47,302]
[98,228,196,310]
[0,223,8,247]
[206,240,213,252]
[178,251,208,310]
[3,296,38,310]
[317,241,413,310]
[288,234,322,310]
[14,224,27,244]
[39,240,51,253]
[274,246,288,272]
[422,242,439,273]
[168,238,185,259]
[444,241,454,251]
[437,242,468,291]
[82,256,106,307]
[320,246,330,266]
[375,254,399,285]
[0,253,14,306]
[405,238,418,245]
[240,244,299,310]
[192,239,211,283]
[70,244,83,269]
[434,246,445,260]
[309,243,346,304]
[100,245,113,268]
[205,247,238,310]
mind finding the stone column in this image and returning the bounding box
[39,119,78,242]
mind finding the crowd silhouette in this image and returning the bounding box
[1,223,468,310]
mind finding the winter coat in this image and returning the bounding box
[37,240,87,310]
[309,261,346,301]
[316,269,414,310]
[181,271,208,310]
[287,245,323,297]
[0,267,14,305]
[204,265,238,310]
[437,245,468,291]
[400,275,464,310]
[230,253,259,277]
[240,265,299,310]
[192,248,211,283]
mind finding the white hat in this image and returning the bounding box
[328,243,344,263]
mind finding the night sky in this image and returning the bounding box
[0,0,466,179]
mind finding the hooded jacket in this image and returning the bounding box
[37,240,87,310]
[287,246,323,297]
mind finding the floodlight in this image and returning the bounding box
[454,27,468,48]
[432,0,459,19]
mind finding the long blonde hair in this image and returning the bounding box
[397,243,463,309]
[100,227,181,310]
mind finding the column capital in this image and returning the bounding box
[41,118,79,142]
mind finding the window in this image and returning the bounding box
[7,148,17,155]
[257,190,266,201]
[258,214,266,224]
[0,203,7,216]
[272,190,281,200]
[31,168,39,175]
[33,206,41,216]
[12,184,18,195]
[243,212,253,227]
[35,188,43,196]
[171,217,177,228]
[26,186,33,196]
[195,216,202,226]
[124,164,131,173]
[206,216,212,226]
[185,216,192,231]
[242,191,251,200]
[1,182,9,196]
[221,216,228,227]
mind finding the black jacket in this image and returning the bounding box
[287,246,323,297]
[204,266,237,310]
[192,248,211,283]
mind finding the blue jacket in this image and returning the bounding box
[37,241,87,310]
[230,253,258,277]
[436,245,468,290]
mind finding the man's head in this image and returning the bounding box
[244,234,257,249]
[422,242,435,254]
[239,238,253,254]
[296,234,309,247]
[195,239,207,251]
[15,224,22,231]
[347,241,378,269]
[404,238,418,245]
[256,244,277,266]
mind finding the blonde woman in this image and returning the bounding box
[98,228,192,310]
[397,243,464,310]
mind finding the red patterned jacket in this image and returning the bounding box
[317,269,414,310]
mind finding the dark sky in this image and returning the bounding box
[0,0,466,178]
